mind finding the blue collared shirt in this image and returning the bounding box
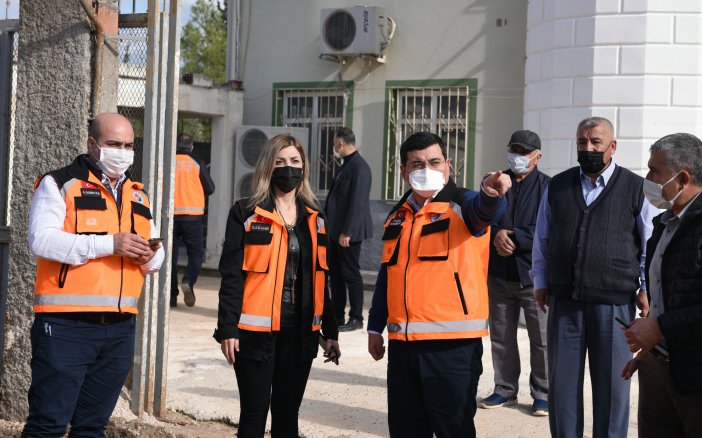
[530,162,660,291]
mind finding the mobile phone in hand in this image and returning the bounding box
[615,316,669,359]
[148,237,163,246]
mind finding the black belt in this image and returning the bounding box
[41,312,134,325]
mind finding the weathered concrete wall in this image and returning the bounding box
[0,1,93,421]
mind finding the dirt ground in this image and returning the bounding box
[1,273,640,437]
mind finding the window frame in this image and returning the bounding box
[272,81,354,195]
[382,79,478,200]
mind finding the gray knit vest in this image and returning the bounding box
[546,165,644,304]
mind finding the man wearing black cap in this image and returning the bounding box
[480,130,551,416]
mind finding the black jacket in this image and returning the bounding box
[645,193,702,394]
[488,167,550,286]
[214,196,338,361]
[324,151,373,241]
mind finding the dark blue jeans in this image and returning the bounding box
[171,217,205,297]
[22,314,136,438]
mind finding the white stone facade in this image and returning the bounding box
[525,0,702,176]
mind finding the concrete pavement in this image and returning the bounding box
[165,274,640,437]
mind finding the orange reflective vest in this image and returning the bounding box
[381,185,490,341]
[239,204,328,332]
[33,156,152,314]
[174,154,205,216]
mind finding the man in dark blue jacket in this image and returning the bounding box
[480,130,551,416]
[324,127,373,331]
[621,132,702,437]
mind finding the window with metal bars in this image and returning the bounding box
[383,80,477,200]
[272,82,354,195]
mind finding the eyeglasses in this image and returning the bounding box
[407,159,446,171]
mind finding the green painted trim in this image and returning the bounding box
[385,79,475,88]
[273,81,354,90]
[271,81,355,128]
[381,78,479,198]
[466,79,478,189]
[380,86,391,199]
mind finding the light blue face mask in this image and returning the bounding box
[507,152,534,175]
[643,171,683,210]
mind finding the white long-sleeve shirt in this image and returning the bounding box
[29,173,164,274]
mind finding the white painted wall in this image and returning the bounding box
[235,0,528,198]
[525,0,702,176]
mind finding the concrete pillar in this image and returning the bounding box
[96,1,120,115]
[0,1,93,421]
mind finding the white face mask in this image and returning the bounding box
[507,152,534,175]
[95,143,134,179]
[643,171,683,210]
[408,168,446,198]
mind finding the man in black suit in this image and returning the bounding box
[325,127,373,332]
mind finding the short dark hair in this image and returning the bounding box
[334,127,355,145]
[400,132,446,164]
[176,133,193,149]
[650,133,702,184]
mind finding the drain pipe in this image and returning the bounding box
[79,0,104,118]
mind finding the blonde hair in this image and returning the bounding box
[247,134,320,210]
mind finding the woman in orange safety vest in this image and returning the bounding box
[215,134,340,438]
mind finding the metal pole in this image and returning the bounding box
[153,0,181,416]
[132,0,161,418]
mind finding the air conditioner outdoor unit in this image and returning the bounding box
[233,126,309,200]
[319,6,395,58]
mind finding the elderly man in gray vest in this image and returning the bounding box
[530,116,659,438]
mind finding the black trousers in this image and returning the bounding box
[170,217,205,297]
[22,315,135,438]
[233,327,313,438]
[328,240,364,322]
[387,339,483,438]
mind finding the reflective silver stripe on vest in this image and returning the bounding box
[312,315,322,326]
[59,178,79,200]
[239,313,272,327]
[174,206,205,213]
[387,319,488,333]
[243,213,257,230]
[34,294,140,308]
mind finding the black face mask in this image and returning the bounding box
[272,166,303,193]
[577,143,612,175]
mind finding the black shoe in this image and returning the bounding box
[338,318,363,332]
[170,296,177,308]
[181,282,195,307]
